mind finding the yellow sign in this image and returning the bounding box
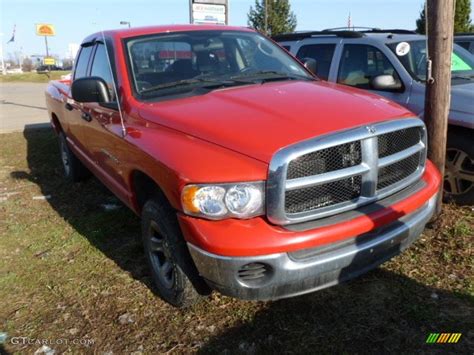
[36,24,55,36]
[43,57,55,65]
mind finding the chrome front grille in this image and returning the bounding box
[285,175,362,213]
[377,151,422,190]
[287,141,362,179]
[378,127,422,158]
[267,118,427,225]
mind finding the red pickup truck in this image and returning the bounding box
[45,25,441,307]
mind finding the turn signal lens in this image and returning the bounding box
[181,185,200,213]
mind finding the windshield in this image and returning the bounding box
[125,30,313,98]
[388,40,474,82]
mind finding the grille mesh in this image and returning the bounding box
[285,176,362,214]
[276,123,425,220]
[377,152,421,190]
[378,127,421,158]
[287,142,361,179]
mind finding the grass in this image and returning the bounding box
[0,71,70,83]
[0,129,473,354]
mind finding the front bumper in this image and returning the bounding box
[187,193,437,301]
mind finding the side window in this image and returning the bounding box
[74,45,94,79]
[337,44,400,89]
[455,41,471,51]
[296,44,336,80]
[90,43,115,98]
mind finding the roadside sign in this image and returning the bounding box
[43,57,55,65]
[36,24,55,36]
[190,0,228,25]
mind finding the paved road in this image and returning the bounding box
[0,82,50,133]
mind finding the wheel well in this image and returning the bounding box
[131,171,168,212]
[447,124,470,137]
[51,113,63,133]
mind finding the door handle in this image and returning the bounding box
[65,103,73,111]
[81,112,92,122]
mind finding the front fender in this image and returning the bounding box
[121,123,268,212]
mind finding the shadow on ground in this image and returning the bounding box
[200,269,473,353]
[10,128,150,290]
[10,128,473,353]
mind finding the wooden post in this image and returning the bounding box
[424,0,455,216]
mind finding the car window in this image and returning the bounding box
[455,41,471,51]
[388,40,474,81]
[74,45,94,79]
[90,43,115,99]
[296,44,336,80]
[337,44,400,89]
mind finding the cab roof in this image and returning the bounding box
[81,24,254,45]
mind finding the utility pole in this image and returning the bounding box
[424,0,455,215]
[264,0,268,35]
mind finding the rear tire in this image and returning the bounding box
[141,197,209,308]
[58,132,89,182]
[444,130,474,205]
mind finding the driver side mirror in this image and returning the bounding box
[302,58,318,75]
[71,77,111,103]
[370,74,402,91]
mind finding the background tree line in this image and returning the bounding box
[246,0,473,36]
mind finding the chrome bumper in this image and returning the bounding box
[187,194,437,301]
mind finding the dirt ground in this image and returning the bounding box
[1,129,472,354]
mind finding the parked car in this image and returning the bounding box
[455,33,474,54]
[45,25,440,308]
[275,28,474,205]
[36,65,64,72]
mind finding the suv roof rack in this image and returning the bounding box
[454,32,474,36]
[323,27,417,35]
[272,28,418,42]
[272,30,364,41]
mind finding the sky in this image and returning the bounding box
[1,0,472,58]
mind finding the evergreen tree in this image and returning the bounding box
[454,0,472,33]
[247,0,297,36]
[416,0,472,34]
[416,6,427,34]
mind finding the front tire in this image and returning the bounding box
[444,130,474,205]
[141,197,208,307]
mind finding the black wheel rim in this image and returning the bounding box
[148,220,175,289]
[444,148,474,196]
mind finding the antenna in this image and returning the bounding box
[100,29,127,137]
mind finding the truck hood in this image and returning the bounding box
[138,80,413,163]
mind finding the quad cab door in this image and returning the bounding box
[80,41,130,203]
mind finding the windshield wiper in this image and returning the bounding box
[139,77,253,97]
[140,78,222,94]
[231,70,315,83]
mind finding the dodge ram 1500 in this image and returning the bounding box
[45,25,441,307]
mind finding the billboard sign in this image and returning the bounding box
[36,24,56,36]
[190,0,228,25]
[43,57,55,65]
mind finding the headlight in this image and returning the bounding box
[181,182,265,220]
